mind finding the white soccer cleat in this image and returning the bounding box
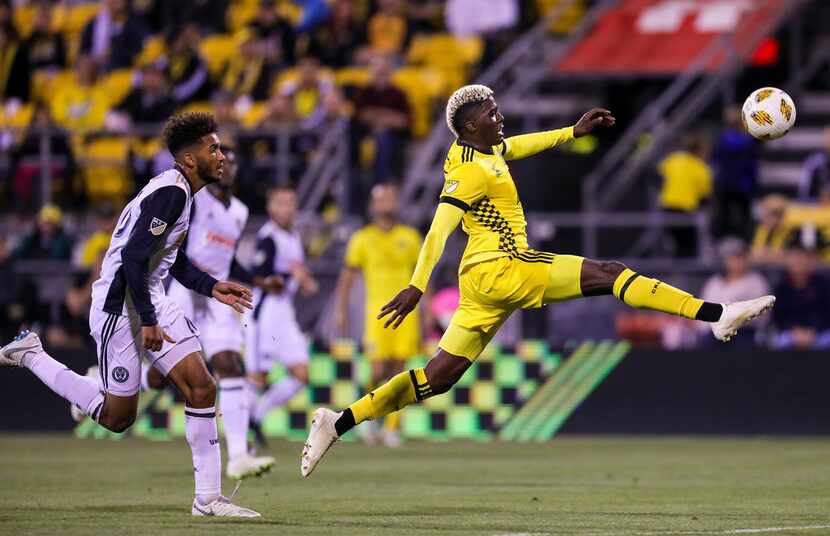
[70,366,100,422]
[357,420,379,446]
[711,295,776,342]
[0,330,42,367]
[226,454,276,480]
[381,429,403,449]
[300,408,340,478]
[191,496,261,517]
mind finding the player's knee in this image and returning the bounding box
[289,365,308,384]
[100,410,136,433]
[424,351,469,395]
[211,352,243,378]
[187,376,217,407]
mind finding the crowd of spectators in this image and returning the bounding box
[0,0,568,217]
[650,99,830,349]
[2,1,828,352]
[2,0,589,351]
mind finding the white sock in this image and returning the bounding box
[25,351,105,421]
[140,363,150,392]
[253,376,304,423]
[218,378,249,460]
[246,379,261,419]
[185,405,222,503]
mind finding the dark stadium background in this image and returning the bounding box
[1,0,829,439]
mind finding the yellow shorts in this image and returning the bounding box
[439,253,584,361]
[364,311,420,361]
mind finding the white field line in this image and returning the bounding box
[495,525,830,536]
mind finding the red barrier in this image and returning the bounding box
[558,0,786,74]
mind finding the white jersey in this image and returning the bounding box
[91,167,202,324]
[247,220,310,370]
[185,188,249,281]
[251,220,305,305]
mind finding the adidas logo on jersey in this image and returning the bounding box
[149,217,168,236]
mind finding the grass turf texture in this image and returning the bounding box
[1,435,829,536]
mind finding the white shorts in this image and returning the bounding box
[89,298,202,396]
[167,280,244,358]
[245,298,309,373]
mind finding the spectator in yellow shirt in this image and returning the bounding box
[750,194,795,266]
[49,55,111,132]
[658,134,712,257]
[78,202,117,269]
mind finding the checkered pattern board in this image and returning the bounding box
[75,340,563,442]
[256,340,562,441]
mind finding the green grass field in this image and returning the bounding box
[1,435,829,536]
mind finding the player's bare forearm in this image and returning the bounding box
[253,274,284,293]
[334,268,358,333]
[378,285,423,329]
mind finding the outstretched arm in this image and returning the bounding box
[378,202,464,328]
[502,108,615,161]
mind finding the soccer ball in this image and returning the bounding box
[741,87,796,140]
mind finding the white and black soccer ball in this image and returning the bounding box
[741,87,796,141]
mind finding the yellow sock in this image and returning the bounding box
[612,268,703,319]
[349,368,432,424]
[383,411,401,432]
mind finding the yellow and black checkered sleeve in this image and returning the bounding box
[439,162,487,212]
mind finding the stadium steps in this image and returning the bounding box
[498,340,630,442]
[759,92,830,193]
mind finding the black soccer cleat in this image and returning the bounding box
[249,418,268,448]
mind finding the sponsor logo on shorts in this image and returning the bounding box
[112,366,130,383]
[149,217,168,236]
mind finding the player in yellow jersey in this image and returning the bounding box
[334,184,426,447]
[301,85,776,476]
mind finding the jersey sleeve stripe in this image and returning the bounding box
[439,196,471,212]
[618,272,641,302]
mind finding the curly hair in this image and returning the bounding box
[162,112,218,156]
[445,84,493,138]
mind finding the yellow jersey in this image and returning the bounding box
[345,223,422,310]
[440,129,573,273]
[657,151,712,212]
[409,126,574,292]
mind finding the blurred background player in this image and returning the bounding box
[1,113,259,516]
[334,184,425,447]
[165,146,279,480]
[246,186,318,444]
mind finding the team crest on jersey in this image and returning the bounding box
[445,180,459,194]
[112,366,129,383]
[149,217,167,236]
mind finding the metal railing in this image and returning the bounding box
[580,0,813,258]
[0,121,331,208]
[295,117,350,212]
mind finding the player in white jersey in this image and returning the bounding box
[1,113,260,517]
[246,186,318,442]
[165,146,279,479]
